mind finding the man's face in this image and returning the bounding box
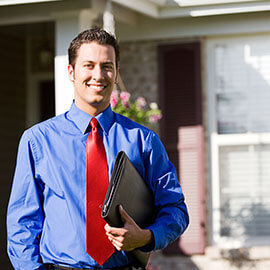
[68,42,118,116]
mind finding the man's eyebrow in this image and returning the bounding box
[83,60,114,65]
[102,61,114,65]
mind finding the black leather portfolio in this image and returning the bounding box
[101,151,155,269]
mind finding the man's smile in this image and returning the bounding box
[86,83,107,91]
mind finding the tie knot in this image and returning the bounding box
[90,118,98,129]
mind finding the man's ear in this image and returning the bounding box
[68,64,75,82]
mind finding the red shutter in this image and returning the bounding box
[158,43,205,255]
[178,125,206,254]
[158,43,202,176]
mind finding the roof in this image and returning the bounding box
[0,0,61,5]
[111,0,270,18]
[0,0,269,20]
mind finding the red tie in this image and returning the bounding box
[86,118,114,265]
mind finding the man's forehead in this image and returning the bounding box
[77,42,115,59]
[79,42,114,52]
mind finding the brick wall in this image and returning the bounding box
[120,40,159,103]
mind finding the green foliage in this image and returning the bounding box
[110,90,162,125]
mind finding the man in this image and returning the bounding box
[7,28,189,270]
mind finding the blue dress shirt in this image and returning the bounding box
[7,103,189,270]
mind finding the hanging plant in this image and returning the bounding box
[110,90,162,125]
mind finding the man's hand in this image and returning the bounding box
[104,205,153,251]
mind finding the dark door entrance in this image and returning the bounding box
[158,42,206,255]
[1,22,54,269]
[0,31,26,269]
[40,80,55,122]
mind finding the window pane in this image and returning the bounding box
[219,144,270,239]
[215,40,270,134]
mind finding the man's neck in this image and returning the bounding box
[74,100,108,117]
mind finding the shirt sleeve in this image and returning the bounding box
[7,130,46,270]
[143,131,189,251]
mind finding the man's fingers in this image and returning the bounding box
[104,223,110,232]
[108,236,134,252]
[108,236,124,251]
[105,205,135,233]
[104,206,143,252]
[105,224,127,236]
[105,223,122,235]
[107,233,124,243]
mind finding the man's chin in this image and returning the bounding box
[88,99,110,111]
[88,99,104,107]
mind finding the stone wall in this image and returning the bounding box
[119,40,159,104]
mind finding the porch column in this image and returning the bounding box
[54,10,99,115]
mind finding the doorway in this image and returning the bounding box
[0,22,54,268]
[40,80,55,122]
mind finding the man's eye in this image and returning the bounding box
[103,65,113,71]
[84,64,93,68]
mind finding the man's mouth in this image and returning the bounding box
[86,83,107,91]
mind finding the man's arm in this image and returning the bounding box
[105,131,189,252]
[141,131,189,251]
[7,130,45,270]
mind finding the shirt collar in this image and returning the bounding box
[67,102,114,135]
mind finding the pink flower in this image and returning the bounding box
[110,90,119,108]
[120,91,130,103]
[149,114,162,123]
[136,97,147,110]
[111,97,118,108]
[111,90,119,101]
[120,91,130,108]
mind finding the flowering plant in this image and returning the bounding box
[110,90,162,125]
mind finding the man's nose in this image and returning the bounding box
[92,66,103,80]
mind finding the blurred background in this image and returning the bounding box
[1,0,270,269]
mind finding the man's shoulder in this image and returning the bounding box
[25,112,67,138]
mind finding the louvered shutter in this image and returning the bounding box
[158,43,202,174]
[158,43,205,254]
[178,126,206,254]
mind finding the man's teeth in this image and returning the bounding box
[88,85,106,90]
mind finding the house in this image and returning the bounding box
[1,0,270,268]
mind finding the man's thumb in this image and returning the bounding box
[119,204,132,223]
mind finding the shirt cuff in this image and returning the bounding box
[139,224,165,252]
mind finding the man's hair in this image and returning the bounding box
[68,28,120,68]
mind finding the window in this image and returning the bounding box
[207,35,270,247]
